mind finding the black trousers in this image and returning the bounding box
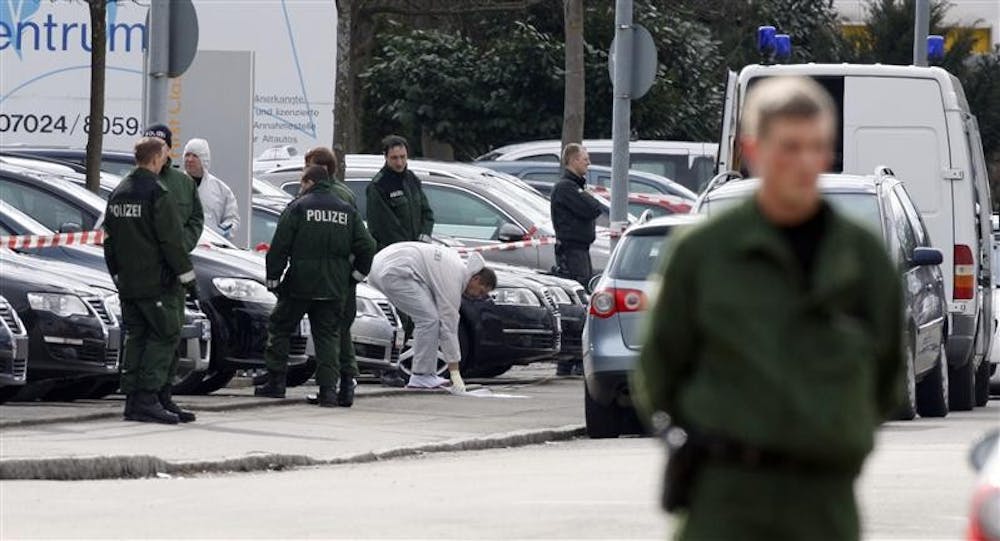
[555,243,593,288]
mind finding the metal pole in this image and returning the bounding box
[913,0,929,66]
[144,0,171,128]
[609,0,633,250]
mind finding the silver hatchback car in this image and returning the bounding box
[582,214,702,438]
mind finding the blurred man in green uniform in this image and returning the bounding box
[103,137,199,424]
[142,124,204,422]
[303,146,369,405]
[633,77,905,541]
[366,135,434,251]
[255,165,376,407]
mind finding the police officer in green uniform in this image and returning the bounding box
[366,135,434,251]
[633,77,904,541]
[142,124,203,422]
[255,165,376,407]
[303,146,368,406]
[103,137,199,424]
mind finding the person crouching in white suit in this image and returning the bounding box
[368,242,496,391]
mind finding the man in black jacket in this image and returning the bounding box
[551,143,602,286]
[550,143,603,376]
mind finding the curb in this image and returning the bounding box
[0,424,586,480]
[0,388,409,430]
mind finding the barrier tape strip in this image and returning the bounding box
[2,230,104,249]
[454,236,557,253]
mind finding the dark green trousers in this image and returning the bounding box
[162,289,186,390]
[266,296,341,387]
[339,285,359,378]
[120,293,183,393]
[678,463,859,541]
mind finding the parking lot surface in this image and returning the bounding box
[1,401,995,539]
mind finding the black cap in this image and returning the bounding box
[143,124,172,148]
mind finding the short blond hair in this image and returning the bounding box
[741,77,835,139]
[562,143,585,166]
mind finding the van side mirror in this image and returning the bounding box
[497,223,526,243]
[911,247,943,267]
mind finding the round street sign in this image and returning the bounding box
[608,24,658,100]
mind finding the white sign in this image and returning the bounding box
[0,0,336,158]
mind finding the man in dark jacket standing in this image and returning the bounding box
[551,143,603,376]
[366,135,434,251]
[255,166,376,407]
[103,137,198,424]
[633,77,904,541]
[551,143,603,286]
[142,123,204,423]
[304,146,368,405]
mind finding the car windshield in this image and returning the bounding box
[478,180,555,235]
[610,228,683,281]
[705,192,882,234]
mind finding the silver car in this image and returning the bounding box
[582,214,702,438]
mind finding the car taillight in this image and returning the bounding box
[589,288,647,318]
[955,244,975,300]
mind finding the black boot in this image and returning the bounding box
[129,392,180,424]
[158,386,196,423]
[337,375,356,407]
[318,386,338,407]
[254,371,286,398]
[123,393,135,420]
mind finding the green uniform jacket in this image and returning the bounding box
[266,179,376,303]
[633,199,904,473]
[366,166,434,251]
[103,168,196,300]
[158,159,204,252]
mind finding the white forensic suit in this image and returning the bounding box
[183,138,240,238]
[368,242,485,387]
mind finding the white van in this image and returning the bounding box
[477,139,718,193]
[717,64,995,410]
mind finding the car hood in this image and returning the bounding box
[4,251,117,293]
[191,246,267,281]
[1,256,101,297]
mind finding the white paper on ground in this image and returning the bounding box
[449,387,528,399]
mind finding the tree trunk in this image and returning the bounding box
[85,0,107,194]
[334,0,377,179]
[561,0,585,149]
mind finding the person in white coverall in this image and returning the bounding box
[183,138,240,239]
[368,242,497,390]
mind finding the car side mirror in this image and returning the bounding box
[587,273,602,293]
[497,223,525,243]
[911,247,943,267]
[59,222,82,233]
[969,429,999,472]
[637,209,655,224]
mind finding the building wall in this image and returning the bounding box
[834,0,1000,49]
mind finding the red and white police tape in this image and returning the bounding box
[2,230,105,250]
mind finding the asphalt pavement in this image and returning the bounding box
[2,401,996,539]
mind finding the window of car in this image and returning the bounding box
[251,208,279,248]
[886,191,918,258]
[281,182,300,196]
[99,159,136,178]
[0,178,95,231]
[892,185,930,247]
[423,185,511,240]
[609,228,683,280]
[520,153,559,162]
[629,179,663,194]
[522,170,562,183]
[346,180,369,220]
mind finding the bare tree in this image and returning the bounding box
[85,0,107,194]
[561,0,584,148]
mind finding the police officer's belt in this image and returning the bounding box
[697,435,853,474]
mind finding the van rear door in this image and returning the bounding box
[842,75,954,279]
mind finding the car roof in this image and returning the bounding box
[480,139,718,156]
[704,174,880,200]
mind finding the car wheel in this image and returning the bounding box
[948,357,976,411]
[193,368,237,395]
[286,358,317,387]
[44,378,98,402]
[397,348,448,377]
[916,345,948,418]
[172,369,208,395]
[974,357,991,407]
[86,379,121,400]
[469,364,513,379]
[894,343,917,421]
[584,383,622,439]
[0,385,22,404]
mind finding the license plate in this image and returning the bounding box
[299,319,311,336]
